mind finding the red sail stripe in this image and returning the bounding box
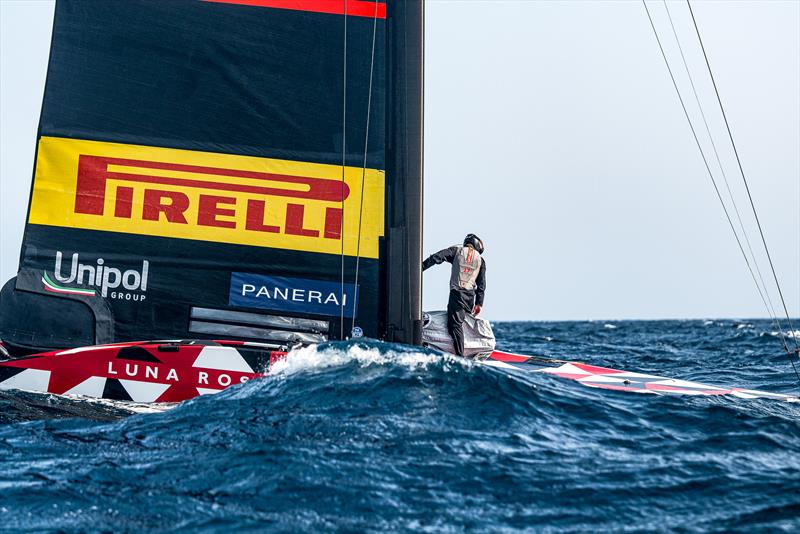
[205,0,387,19]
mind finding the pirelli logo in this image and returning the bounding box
[28,137,385,258]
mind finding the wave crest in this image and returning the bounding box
[268,340,469,377]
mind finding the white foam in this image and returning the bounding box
[603,324,617,329]
[268,343,467,377]
[73,395,174,414]
[767,330,800,339]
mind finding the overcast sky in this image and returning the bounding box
[1,0,798,321]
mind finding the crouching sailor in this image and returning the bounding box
[422,234,486,356]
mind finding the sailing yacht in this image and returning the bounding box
[0,0,796,404]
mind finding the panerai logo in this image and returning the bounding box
[229,273,358,318]
[42,251,149,301]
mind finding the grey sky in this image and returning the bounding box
[1,0,798,321]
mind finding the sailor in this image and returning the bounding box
[422,234,486,356]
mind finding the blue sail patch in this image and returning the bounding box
[229,273,358,318]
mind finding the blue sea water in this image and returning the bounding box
[1,319,800,532]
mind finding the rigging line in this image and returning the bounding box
[340,0,348,340]
[662,0,781,327]
[687,0,799,349]
[640,1,786,353]
[788,348,800,388]
[351,0,380,332]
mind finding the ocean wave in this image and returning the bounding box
[268,340,467,377]
[2,324,800,531]
[0,389,168,424]
[211,340,559,422]
[764,330,800,339]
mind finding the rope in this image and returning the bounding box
[351,0,381,333]
[642,0,800,386]
[339,0,348,340]
[663,0,781,327]
[661,0,791,361]
[641,2,777,340]
[686,0,799,352]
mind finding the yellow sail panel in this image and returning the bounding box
[29,137,385,258]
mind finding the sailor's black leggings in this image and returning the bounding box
[447,288,475,356]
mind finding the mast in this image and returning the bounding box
[385,0,424,345]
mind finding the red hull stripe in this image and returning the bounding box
[572,363,626,375]
[205,0,387,19]
[488,351,530,363]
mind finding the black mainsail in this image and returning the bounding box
[0,0,423,353]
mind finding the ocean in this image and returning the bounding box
[1,319,799,532]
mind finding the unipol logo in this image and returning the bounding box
[74,156,348,240]
[42,251,149,302]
